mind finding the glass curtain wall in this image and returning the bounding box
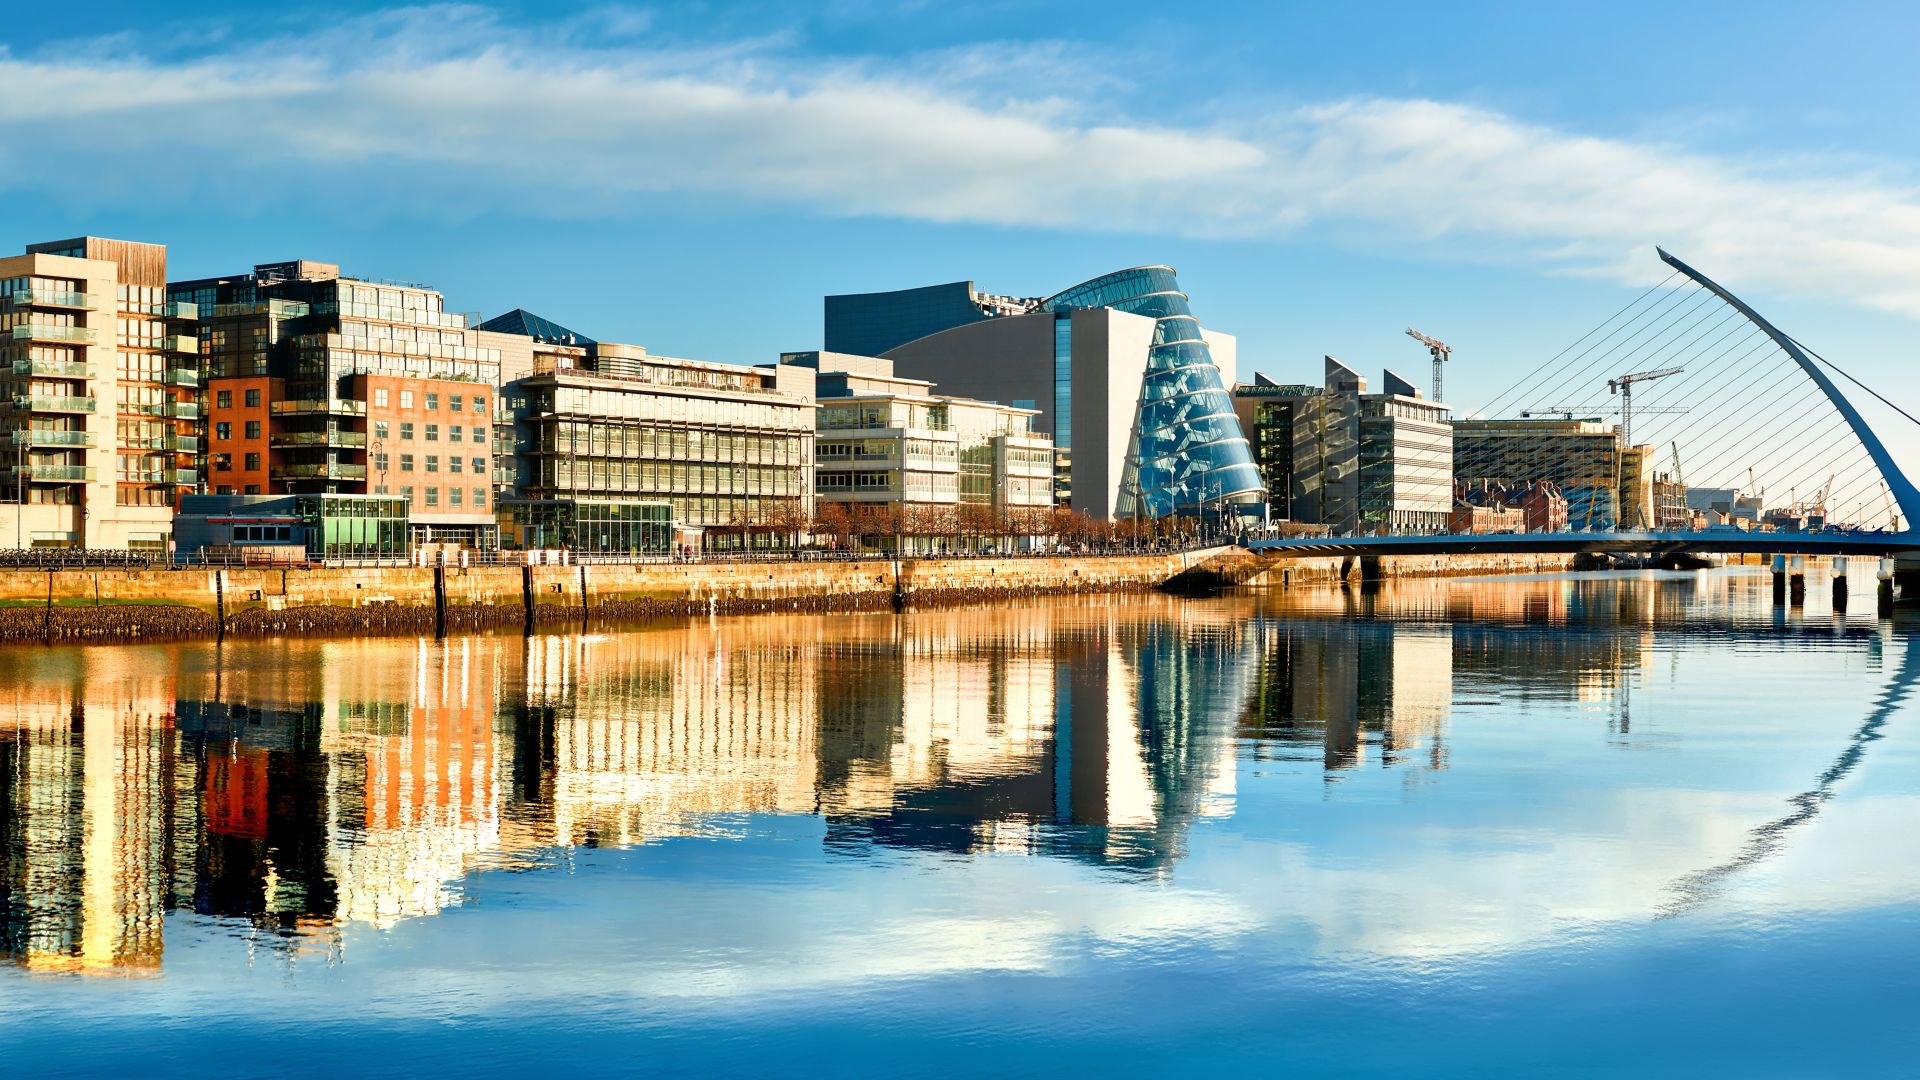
[1042,267,1264,518]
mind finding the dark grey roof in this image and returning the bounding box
[478,308,596,347]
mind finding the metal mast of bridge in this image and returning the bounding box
[1607,366,1682,445]
[1658,247,1920,531]
[1406,329,1450,405]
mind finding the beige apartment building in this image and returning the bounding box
[0,238,198,550]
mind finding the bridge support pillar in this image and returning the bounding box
[1831,556,1848,614]
[1771,555,1788,606]
[1358,556,1383,585]
[1898,565,1920,604]
[1788,555,1807,607]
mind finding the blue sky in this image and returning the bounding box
[5,0,1920,484]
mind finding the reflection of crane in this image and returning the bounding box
[1405,328,1450,405]
[1607,366,1683,444]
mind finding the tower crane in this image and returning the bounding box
[1405,329,1450,406]
[1607,366,1683,445]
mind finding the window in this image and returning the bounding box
[373,452,389,472]
[401,485,413,502]
[400,454,414,472]
[425,487,438,506]
[400,390,413,409]
[374,388,389,407]
[215,422,231,440]
[245,388,261,407]
[425,392,439,410]
[450,394,463,412]
[400,422,414,440]
[472,396,487,414]
[449,425,462,443]
[470,457,484,473]
[244,452,260,470]
[473,487,487,508]
[214,453,232,472]
[425,424,439,441]
[216,390,232,409]
[450,456,463,474]
[474,426,487,444]
[426,455,438,473]
[216,485,234,495]
[449,487,463,507]
[244,421,261,439]
[374,421,389,439]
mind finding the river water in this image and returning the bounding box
[1,568,1915,1076]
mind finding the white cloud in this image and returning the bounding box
[5,7,1920,315]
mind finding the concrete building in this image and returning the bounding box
[1234,359,1452,534]
[785,352,1053,551]
[170,262,503,546]
[1453,417,1652,531]
[0,238,198,550]
[487,311,816,550]
[824,267,1262,522]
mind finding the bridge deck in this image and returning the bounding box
[1245,530,1920,559]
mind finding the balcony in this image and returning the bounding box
[9,464,95,482]
[10,289,91,310]
[160,335,197,355]
[281,463,368,479]
[11,359,93,379]
[10,429,94,448]
[14,396,96,414]
[10,324,97,345]
[169,469,200,485]
[167,402,201,419]
[161,301,198,319]
[271,399,367,417]
[163,367,198,387]
[166,435,200,453]
[271,429,368,448]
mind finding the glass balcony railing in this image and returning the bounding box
[167,402,200,419]
[10,324,97,345]
[10,464,94,482]
[161,301,198,319]
[271,399,367,416]
[280,463,368,479]
[11,359,93,379]
[166,435,200,453]
[163,367,198,386]
[169,469,200,485]
[270,429,368,448]
[10,289,91,309]
[14,396,96,413]
[11,429,94,448]
[160,335,197,355]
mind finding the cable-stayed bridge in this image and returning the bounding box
[1248,248,1920,570]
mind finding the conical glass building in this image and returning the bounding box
[825,266,1268,522]
[1040,266,1264,518]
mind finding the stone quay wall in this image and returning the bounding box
[0,548,1235,643]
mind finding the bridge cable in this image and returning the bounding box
[1474,270,1682,417]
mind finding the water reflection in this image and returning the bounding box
[0,571,1906,979]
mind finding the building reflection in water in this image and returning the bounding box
[1,574,1736,976]
[0,597,1271,975]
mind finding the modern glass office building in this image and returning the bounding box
[826,266,1266,521]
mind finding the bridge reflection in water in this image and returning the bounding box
[0,575,1897,976]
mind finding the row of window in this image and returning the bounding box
[372,421,486,443]
[369,387,487,413]
[366,485,490,509]
[373,454,487,475]
[214,389,263,409]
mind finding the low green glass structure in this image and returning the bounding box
[500,498,673,555]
